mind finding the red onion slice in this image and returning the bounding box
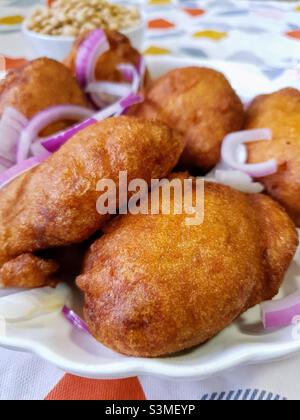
[62,306,89,334]
[74,29,145,110]
[41,93,143,153]
[88,65,141,109]
[41,118,96,154]
[30,141,50,158]
[86,81,133,98]
[87,81,133,109]
[213,169,264,193]
[0,107,28,165]
[5,107,28,126]
[0,154,50,190]
[138,56,146,81]
[75,29,109,88]
[118,93,143,112]
[0,155,12,173]
[118,64,140,93]
[261,291,300,329]
[221,128,278,178]
[17,105,94,162]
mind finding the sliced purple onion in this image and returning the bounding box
[221,128,277,178]
[41,93,143,153]
[0,107,28,165]
[17,105,94,162]
[119,92,142,111]
[261,291,300,329]
[41,118,96,153]
[0,155,12,173]
[74,29,145,110]
[75,29,109,88]
[86,81,132,98]
[88,64,141,109]
[0,154,50,190]
[5,107,28,127]
[118,63,140,93]
[30,141,50,158]
[87,81,133,109]
[93,92,142,119]
[138,56,146,81]
[0,153,13,174]
[62,306,89,334]
[213,169,264,194]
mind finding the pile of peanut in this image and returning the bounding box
[26,0,141,37]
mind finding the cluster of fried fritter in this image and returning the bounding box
[0,30,298,358]
[0,117,183,288]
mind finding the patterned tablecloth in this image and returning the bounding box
[1,0,300,400]
[2,0,300,72]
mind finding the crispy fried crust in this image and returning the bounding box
[133,67,244,173]
[64,30,147,84]
[246,88,300,226]
[0,253,59,288]
[0,117,184,269]
[246,193,298,307]
[77,176,297,357]
[0,57,88,135]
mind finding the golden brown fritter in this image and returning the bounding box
[64,30,146,84]
[0,117,184,287]
[246,88,300,226]
[0,57,88,135]
[77,175,297,357]
[133,67,244,173]
[0,254,59,289]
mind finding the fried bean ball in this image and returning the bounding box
[0,117,184,287]
[0,57,89,136]
[77,174,297,357]
[0,254,59,289]
[246,88,300,226]
[64,30,145,83]
[133,67,244,173]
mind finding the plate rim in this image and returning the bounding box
[1,328,300,380]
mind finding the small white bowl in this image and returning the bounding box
[22,17,146,62]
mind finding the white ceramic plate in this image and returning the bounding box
[1,56,300,380]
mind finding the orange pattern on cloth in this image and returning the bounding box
[183,8,205,17]
[45,375,146,401]
[286,30,300,40]
[2,56,28,70]
[148,19,175,29]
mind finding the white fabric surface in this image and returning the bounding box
[140,354,300,400]
[0,348,63,400]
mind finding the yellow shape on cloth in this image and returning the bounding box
[193,30,227,40]
[295,6,300,12]
[148,0,171,5]
[0,15,24,25]
[144,46,171,55]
